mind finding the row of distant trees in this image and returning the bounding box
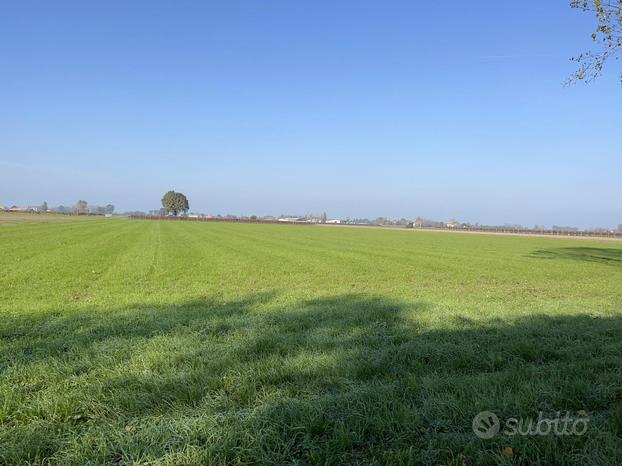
[40,200,114,215]
[339,216,622,233]
[154,190,622,233]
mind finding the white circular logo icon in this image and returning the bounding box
[472,411,500,439]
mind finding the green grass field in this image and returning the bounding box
[1,217,622,465]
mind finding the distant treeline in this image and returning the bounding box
[1,200,115,215]
[51,201,114,215]
[412,224,622,238]
[129,215,622,238]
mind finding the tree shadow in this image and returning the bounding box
[2,294,622,465]
[530,247,622,267]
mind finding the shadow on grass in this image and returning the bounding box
[530,247,622,267]
[2,294,622,465]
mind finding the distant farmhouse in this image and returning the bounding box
[277,216,341,224]
[3,206,38,212]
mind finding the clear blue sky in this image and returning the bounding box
[1,1,620,228]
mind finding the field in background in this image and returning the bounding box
[0,212,100,225]
[1,219,621,464]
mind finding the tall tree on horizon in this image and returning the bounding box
[161,191,189,216]
[75,200,88,214]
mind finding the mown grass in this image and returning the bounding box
[1,218,621,465]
